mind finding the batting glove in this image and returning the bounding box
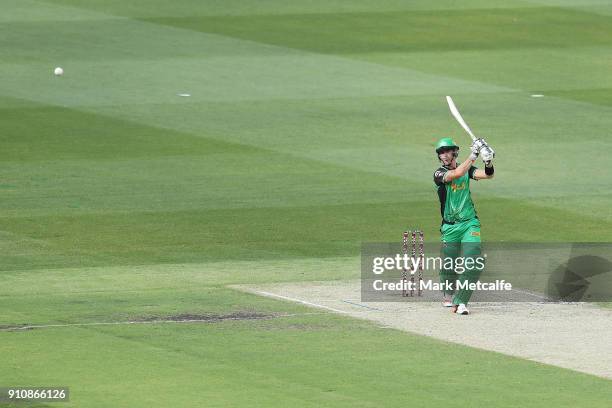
[469,144,479,161]
[480,145,495,162]
[471,138,487,150]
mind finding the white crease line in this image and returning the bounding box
[0,312,323,332]
[341,300,383,311]
[510,287,550,301]
[255,290,349,314]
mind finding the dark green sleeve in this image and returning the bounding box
[433,168,448,186]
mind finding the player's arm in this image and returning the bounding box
[473,162,495,180]
[444,157,475,182]
[472,138,495,180]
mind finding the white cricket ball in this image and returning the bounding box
[54,67,64,76]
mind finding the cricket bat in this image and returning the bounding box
[446,96,477,141]
[446,96,496,161]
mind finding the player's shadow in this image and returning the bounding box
[546,255,612,301]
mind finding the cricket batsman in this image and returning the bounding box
[433,137,495,315]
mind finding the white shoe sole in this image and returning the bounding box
[456,304,469,315]
[452,304,470,315]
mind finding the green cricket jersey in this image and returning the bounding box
[433,165,478,223]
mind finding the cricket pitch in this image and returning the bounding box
[235,280,612,379]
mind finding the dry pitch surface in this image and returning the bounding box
[236,280,612,379]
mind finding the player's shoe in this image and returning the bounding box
[451,303,469,315]
[442,297,453,307]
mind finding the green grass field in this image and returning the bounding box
[1,0,612,406]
